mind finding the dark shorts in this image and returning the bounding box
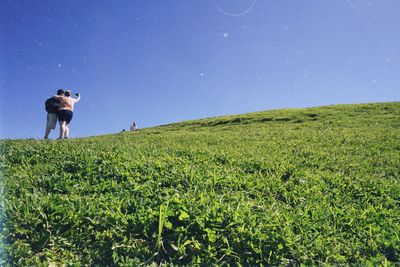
[58,110,73,124]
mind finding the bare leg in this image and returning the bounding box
[44,127,52,139]
[58,122,62,139]
[65,124,70,138]
[59,121,66,139]
[62,121,67,139]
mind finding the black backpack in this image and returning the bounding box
[45,97,60,113]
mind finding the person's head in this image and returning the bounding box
[64,90,71,97]
[57,89,64,96]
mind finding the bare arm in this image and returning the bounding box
[75,94,81,102]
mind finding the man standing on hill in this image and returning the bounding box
[130,121,137,131]
[44,89,64,140]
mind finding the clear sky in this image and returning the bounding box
[1,0,399,139]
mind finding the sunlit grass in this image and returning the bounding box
[1,102,399,265]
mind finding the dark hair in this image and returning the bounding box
[64,91,71,97]
[57,89,64,95]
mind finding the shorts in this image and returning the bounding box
[46,113,58,129]
[58,110,73,124]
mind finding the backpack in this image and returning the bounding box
[45,97,60,113]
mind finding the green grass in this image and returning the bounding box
[1,102,399,266]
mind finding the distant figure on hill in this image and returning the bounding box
[53,90,81,139]
[44,89,64,140]
[130,122,137,131]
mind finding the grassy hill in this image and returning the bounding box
[1,102,399,265]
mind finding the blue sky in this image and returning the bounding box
[1,0,399,139]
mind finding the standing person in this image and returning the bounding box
[130,122,137,131]
[44,89,64,140]
[55,90,80,139]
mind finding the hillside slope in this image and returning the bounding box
[1,102,399,265]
